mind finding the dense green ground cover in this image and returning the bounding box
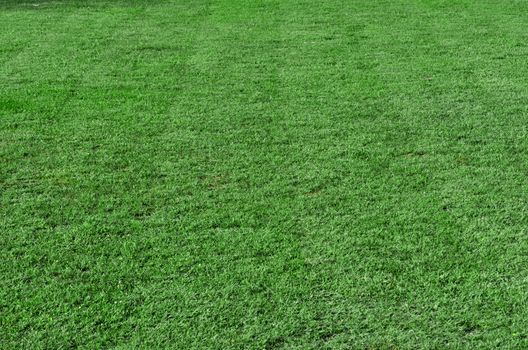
[2,0,528,348]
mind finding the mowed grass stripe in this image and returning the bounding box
[2,0,528,348]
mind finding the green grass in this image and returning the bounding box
[2,0,528,348]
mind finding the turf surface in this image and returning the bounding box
[2,0,528,348]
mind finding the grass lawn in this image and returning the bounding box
[3,0,528,348]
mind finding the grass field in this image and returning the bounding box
[2,0,528,348]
